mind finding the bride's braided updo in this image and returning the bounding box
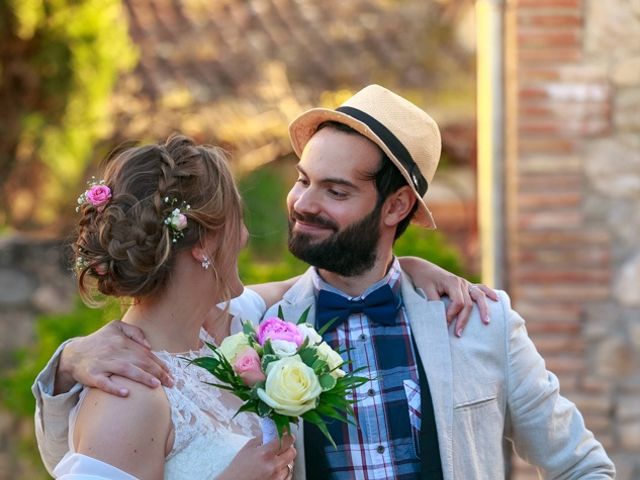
[74,134,243,304]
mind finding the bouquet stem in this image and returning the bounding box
[260,416,278,445]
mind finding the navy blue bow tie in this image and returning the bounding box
[316,284,399,331]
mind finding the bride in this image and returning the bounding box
[53,135,296,479]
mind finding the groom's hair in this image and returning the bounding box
[316,121,418,239]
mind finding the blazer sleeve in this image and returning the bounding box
[502,292,615,479]
[31,339,82,475]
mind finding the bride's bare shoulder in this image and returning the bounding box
[73,376,172,478]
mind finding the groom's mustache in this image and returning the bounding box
[289,211,339,232]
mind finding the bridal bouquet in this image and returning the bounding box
[189,307,367,446]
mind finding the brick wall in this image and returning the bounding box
[505,0,640,478]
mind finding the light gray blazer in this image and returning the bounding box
[262,268,615,480]
[33,268,615,479]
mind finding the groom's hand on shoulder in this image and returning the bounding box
[56,320,174,397]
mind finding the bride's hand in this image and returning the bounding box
[218,434,297,480]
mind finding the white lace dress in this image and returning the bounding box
[53,288,267,480]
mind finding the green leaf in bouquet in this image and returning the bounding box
[261,353,279,371]
[278,305,285,320]
[203,381,241,393]
[312,358,328,374]
[233,399,259,418]
[319,373,337,391]
[297,336,310,352]
[242,320,257,336]
[302,410,337,449]
[298,345,319,368]
[317,316,341,337]
[262,339,275,356]
[273,413,293,441]
[257,399,273,417]
[296,306,312,325]
[187,356,221,372]
[316,403,354,426]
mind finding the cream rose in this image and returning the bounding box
[316,342,346,378]
[257,355,322,416]
[218,332,250,363]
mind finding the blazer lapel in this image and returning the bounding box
[401,278,454,480]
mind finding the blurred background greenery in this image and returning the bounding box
[0,0,477,476]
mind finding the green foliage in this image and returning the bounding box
[1,0,137,227]
[394,225,475,281]
[0,298,119,416]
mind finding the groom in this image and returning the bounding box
[263,85,614,479]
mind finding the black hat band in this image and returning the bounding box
[336,106,429,196]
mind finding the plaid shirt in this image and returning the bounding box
[309,259,422,479]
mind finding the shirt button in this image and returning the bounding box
[377,445,385,454]
[359,333,367,341]
[367,388,375,397]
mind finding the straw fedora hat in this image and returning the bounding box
[288,84,441,228]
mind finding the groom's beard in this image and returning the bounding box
[287,203,383,277]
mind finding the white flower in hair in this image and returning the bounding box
[163,197,191,243]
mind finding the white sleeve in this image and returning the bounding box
[222,288,267,333]
[32,339,83,475]
[53,453,138,479]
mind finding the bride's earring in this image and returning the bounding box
[201,257,211,270]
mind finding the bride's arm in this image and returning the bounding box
[246,277,301,308]
[71,376,171,479]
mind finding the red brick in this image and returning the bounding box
[516,248,610,267]
[517,230,610,247]
[519,101,610,118]
[513,269,611,284]
[514,302,582,322]
[519,119,610,137]
[517,0,582,8]
[514,284,611,302]
[519,48,582,63]
[518,31,581,49]
[579,377,614,395]
[518,210,582,229]
[518,173,583,192]
[530,334,586,354]
[518,14,582,28]
[525,319,581,335]
[543,354,586,375]
[519,138,577,154]
[517,191,582,209]
[518,68,562,82]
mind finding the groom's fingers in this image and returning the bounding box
[117,321,152,349]
[94,374,131,397]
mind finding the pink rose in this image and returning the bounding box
[256,317,304,347]
[85,185,112,207]
[93,263,108,276]
[173,213,188,231]
[233,347,266,386]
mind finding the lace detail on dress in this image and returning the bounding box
[155,329,260,464]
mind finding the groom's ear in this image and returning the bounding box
[382,185,416,227]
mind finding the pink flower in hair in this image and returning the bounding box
[85,185,112,207]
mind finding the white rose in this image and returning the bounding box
[257,355,322,416]
[316,342,346,378]
[271,339,298,357]
[297,323,322,345]
[218,332,250,363]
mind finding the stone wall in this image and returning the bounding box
[0,235,76,479]
[506,0,640,478]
